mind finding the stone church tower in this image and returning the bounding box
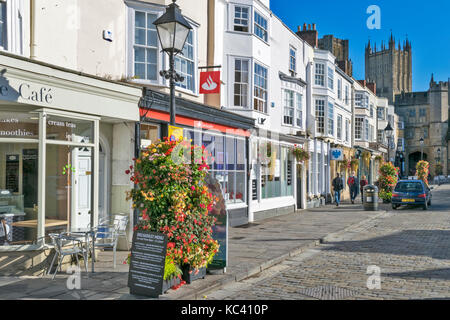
[365,33,412,104]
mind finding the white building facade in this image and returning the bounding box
[212,0,314,221]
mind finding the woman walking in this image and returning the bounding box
[360,175,368,203]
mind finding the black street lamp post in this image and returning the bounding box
[154,0,192,126]
[384,122,393,163]
[420,137,424,161]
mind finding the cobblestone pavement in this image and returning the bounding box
[205,184,450,300]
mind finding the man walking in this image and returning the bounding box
[332,173,344,206]
[347,171,359,204]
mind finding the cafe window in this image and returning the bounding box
[0,110,98,247]
[140,123,160,149]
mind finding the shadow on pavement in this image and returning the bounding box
[322,230,450,260]
[385,268,450,281]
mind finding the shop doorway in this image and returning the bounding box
[296,164,302,209]
[98,141,109,223]
[71,146,92,229]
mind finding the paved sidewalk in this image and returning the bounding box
[0,202,388,300]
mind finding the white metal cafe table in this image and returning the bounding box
[67,227,96,273]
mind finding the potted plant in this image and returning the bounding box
[126,137,219,287]
[378,162,399,203]
[416,160,430,186]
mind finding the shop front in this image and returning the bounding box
[329,144,355,201]
[249,131,302,221]
[306,138,330,208]
[0,54,141,275]
[139,88,255,227]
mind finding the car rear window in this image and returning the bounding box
[395,182,424,192]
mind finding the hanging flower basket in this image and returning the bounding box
[350,158,359,171]
[293,145,310,163]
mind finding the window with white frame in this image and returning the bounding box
[328,66,334,90]
[345,119,350,142]
[337,78,342,99]
[175,31,195,92]
[378,130,385,144]
[370,124,374,142]
[345,85,349,105]
[328,102,334,135]
[355,92,363,107]
[370,104,374,118]
[233,5,249,32]
[315,63,325,86]
[289,46,296,76]
[254,11,268,42]
[337,114,343,140]
[315,99,325,134]
[0,1,6,49]
[254,63,268,113]
[283,90,294,125]
[233,58,250,108]
[355,117,363,140]
[296,93,302,127]
[365,119,369,140]
[134,11,159,81]
[377,107,385,120]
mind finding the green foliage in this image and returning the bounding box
[377,162,399,202]
[416,160,430,185]
[126,137,219,271]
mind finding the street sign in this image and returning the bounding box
[128,230,167,297]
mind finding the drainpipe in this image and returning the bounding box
[30,0,37,59]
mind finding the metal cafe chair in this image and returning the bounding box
[113,214,130,250]
[47,233,85,279]
[92,222,120,269]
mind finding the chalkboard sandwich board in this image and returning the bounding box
[128,230,167,298]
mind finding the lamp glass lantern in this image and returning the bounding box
[384,122,393,161]
[153,0,192,54]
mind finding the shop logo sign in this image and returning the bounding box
[200,71,220,94]
[331,148,344,161]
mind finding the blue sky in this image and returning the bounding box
[270,0,450,91]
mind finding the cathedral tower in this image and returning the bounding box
[365,33,412,104]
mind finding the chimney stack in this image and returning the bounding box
[296,22,319,48]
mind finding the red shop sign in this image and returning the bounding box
[199,71,221,94]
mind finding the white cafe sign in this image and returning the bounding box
[0,82,53,104]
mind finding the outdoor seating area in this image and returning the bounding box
[45,214,129,278]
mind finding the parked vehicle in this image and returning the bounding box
[391,180,432,210]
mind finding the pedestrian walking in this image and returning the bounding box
[360,175,368,203]
[332,173,344,206]
[347,171,359,204]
